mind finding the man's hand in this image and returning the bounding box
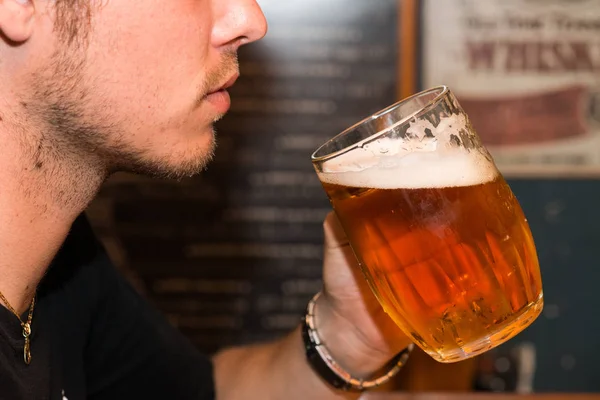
[213,212,414,399]
[315,212,413,377]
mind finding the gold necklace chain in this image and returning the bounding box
[0,290,35,365]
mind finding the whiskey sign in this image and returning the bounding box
[418,0,600,177]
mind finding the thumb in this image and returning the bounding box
[323,212,356,268]
[323,211,350,250]
[322,212,367,299]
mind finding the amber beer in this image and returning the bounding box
[314,86,543,362]
[319,151,543,362]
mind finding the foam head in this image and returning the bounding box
[317,114,498,189]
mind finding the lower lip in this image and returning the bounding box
[205,89,231,114]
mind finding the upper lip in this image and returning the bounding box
[211,73,240,93]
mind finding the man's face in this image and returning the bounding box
[11,0,267,178]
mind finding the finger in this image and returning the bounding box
[322,212,385,312]
[323,212,355,268]
[322,212,366,297]
[323,211,350,250]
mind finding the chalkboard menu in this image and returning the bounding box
[87,0,400,354]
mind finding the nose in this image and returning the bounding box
[212,0,268,50]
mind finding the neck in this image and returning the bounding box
[0,124,105,314]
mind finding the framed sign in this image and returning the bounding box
[405,0,600,177]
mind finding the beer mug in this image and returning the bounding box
[312,86,543,363]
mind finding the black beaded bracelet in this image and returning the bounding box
[301,292,414,392]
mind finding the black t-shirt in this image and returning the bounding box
[0,216,215,400]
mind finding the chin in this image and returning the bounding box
[111,128,217,180]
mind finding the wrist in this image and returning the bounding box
[313,292,411,378]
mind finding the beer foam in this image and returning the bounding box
[318,150,497,189]
[318,114,498,189]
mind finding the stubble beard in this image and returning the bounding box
[22,43,220,199]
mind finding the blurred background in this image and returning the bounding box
[86,0,600,394]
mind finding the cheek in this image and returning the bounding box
[85,5,214,125]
